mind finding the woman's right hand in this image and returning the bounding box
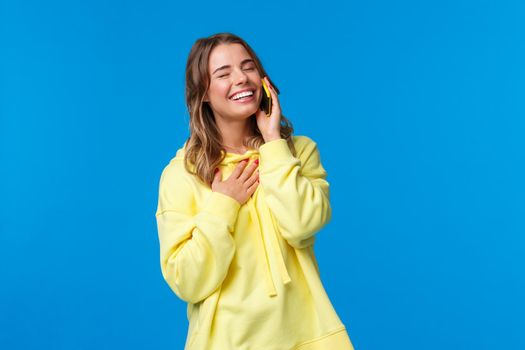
[212,159,259,205]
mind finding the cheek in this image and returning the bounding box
[211,83,231,100]
[215,82,230,98]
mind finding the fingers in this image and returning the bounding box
[246,176,259,195]
[244,166,259,188]
[238,160,258,182]
[264,76,277,96]
[231,159,250,178]
[264,76,280,111]
[219,160,260,202]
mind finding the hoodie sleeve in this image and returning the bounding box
[258,136,332,249]
[155,162,240,304]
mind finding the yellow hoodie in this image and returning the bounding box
[155,135,355,350]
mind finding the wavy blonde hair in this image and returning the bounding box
[183,32,296,187]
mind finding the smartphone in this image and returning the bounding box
[260,78,272,117]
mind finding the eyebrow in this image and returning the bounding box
[212,59,255,75]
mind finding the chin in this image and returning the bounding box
[238,108,257,119]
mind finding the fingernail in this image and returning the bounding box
[254,159,259,165]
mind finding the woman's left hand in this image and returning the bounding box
[255,76,282,142]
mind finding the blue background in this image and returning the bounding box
[1,0,524,349]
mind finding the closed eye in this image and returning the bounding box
[218,67,256,78]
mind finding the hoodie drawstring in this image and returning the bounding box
[247,198,291,297]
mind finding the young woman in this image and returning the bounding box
[155,32,355,350]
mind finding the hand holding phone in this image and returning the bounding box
[255,76,282,141]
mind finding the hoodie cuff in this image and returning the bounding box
[201,191,241,232]
[258,138,294,163]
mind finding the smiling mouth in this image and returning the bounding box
[231,95,254,102]
[229,89,258,103]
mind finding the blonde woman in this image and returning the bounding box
[155,32,355,350]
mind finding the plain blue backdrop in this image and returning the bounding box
[1,0,524,349]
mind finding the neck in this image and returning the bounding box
[215,115,254,149]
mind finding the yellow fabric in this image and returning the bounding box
[155,135,355,350]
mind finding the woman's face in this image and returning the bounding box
[204,43,262,121]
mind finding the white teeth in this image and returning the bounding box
[231,91,254,100]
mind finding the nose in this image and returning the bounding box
[232,68,249,85]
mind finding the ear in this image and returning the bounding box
[203,93,209,102]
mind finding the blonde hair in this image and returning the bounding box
[183,32,296,186]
